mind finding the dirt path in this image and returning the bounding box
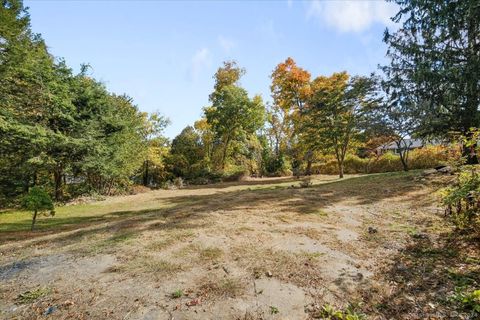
[0,172,472,319]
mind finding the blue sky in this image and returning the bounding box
[25,0,399,138]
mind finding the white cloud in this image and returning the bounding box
[307,0,398,33]
[218,35,236,53]
[189,48,211,81]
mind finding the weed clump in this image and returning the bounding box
[441,166,480,231]
[17,287,51,304]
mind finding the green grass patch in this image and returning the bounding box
[170,289,183,299]
[17,287,51,304]
[0,198,175,233]
[299,251,325,260]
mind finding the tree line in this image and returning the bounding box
[0,0,169,205]
[1,0,479,206]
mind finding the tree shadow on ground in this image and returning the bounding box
[159,170,428,216]
[366,229,480,319]
[0,171,427,244]
[3,170,471,320]
[183,175,301,190]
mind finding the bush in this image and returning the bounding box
[440,166,480,230]
[311,155,340,175]
[409,145,450,169]
[312,146,451,175]
[22,187,55,231]
[450,287,480,316]
[343,154,368,174]
[173,177,184,188]
[264,155,292,177]
[222,167,249,182]
[368,152,404,173]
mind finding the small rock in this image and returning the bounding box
[304,304,314,313]
[44,306,57,316]
[353,272,364,281]
[186,298,200,307]
[304,303,320,314]
[436,165,452,174]
[396,263,408,272]
[222,266,230,274]
[266,271,273,277]
[63,300,74,307]
[423,168,437,175]
[411,232,429,240]
[368,227,378,234]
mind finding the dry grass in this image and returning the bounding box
[198,246,224,261]
[231,245,325,288]
[197,277,245,299]
[117,255,183,278]
[290,226,324,240]
[148,230,195,251]
[2,171,478,319]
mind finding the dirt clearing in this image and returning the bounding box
[1,172,478,319]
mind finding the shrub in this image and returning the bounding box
[409,145,450,169]
[264,155,292,177]
[311,156,340,175]
[440,166,480,230]
[222,166,249,182]
[21,187,55,231]
[343,154,368,174]
[314,304,366,320]
[173,177,184,188]
[312,146,451,175]
[368,152,404,173]
[450,287,480,316]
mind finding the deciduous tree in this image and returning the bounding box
[305,73,379,178]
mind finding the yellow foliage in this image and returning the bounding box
[311,146,454,175]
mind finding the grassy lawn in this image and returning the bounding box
[0,171,417,233]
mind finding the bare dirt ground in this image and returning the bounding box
[1,172,479,319]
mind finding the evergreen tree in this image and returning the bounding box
[383,0,480,163]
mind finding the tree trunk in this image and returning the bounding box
[31,210,38,231]
[54,168,63,201]
[221,136,231,170]
[338,161,344,178]
[143,160,149,186]
[306,159,312,176]
[399,151,409,171]
[396,139,410,171]
[305,150,313,176]
[107,179,114,196]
